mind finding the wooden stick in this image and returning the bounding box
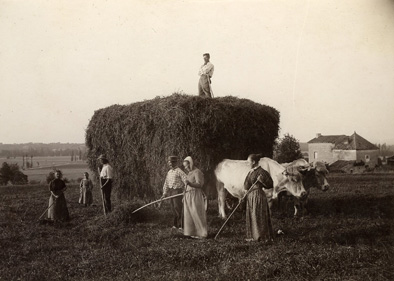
[214,179,260,240]
[132,192,189,214]
[207,74,214,98]
[98,167,107,217]
[38,200,55,221]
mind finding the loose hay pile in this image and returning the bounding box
[89,201,161,227]
[86,94,279,200]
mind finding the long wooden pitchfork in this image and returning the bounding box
[131,190,191,214]
[37,201,55,221]
[207,74,214,98]
[214,178,261,240]
[98,167,107,217]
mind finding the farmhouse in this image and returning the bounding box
[308,132,379,167]
[387,155,394,166]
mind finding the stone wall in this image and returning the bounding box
[308,143,335,163]
[356,150,379,167]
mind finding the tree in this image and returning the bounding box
[274,133,303,164]
[0,162,12,185]
[9,164,28,185]
[0,162,28,185]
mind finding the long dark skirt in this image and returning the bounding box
[245,189,273,241]
[48,194,70,221]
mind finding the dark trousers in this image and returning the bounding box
[101,178,112,214]
[168,189,183,228]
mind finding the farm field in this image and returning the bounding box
[22,163,90,183]
[1,156,78,168]
[0,174,393,280]
[0,156,89,183]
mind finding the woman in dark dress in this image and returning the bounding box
[244,154,274,242]
[48,170,70,221]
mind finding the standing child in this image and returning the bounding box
[79,172,93,207]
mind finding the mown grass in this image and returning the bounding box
[1,156,89,183]
[22,163,89,183]
[0,174,393,280]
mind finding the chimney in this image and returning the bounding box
[316,133,322,138]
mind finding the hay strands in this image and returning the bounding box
[85,94,279,200]
[132,191,190,214]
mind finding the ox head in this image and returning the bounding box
[274,161,311,199]
[313,162,330,191]
[284,159,311,178]
[299,161,330,191]
[274,159,312,199]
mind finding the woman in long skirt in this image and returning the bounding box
[48,170,70,221]
[183,156,208,239]
[244,154,274,242]
[79,172,93,206]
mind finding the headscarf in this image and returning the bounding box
[184,156,194,170]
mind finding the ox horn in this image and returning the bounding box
[297,162,311,172]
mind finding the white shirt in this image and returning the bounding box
[198,62,214,77]
[100,164,114,179]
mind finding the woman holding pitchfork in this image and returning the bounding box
[244,154,274,242]
[48,170,70,222]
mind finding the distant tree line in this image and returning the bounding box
[375,143,394,157]
[0,143,87,159]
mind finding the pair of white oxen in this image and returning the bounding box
[214,157,330,218]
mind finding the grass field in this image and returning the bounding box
[0,174,393,280]
[22,163,90,183]
[0,156,89,183]
[1,156,78,168]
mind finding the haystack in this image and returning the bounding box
[86,94,280,200]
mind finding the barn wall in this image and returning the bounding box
[356,150,379,167]
[332,149,357,162]
[308,143,335,163]
[309,144,379,167]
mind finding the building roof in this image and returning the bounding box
[308,132,378,151]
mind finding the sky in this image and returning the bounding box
[0,0,393,145]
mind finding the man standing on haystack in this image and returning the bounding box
[198,53,214,98]
[161,156,187,230]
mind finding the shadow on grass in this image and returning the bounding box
[307,194,394,218]
[328,223,392,245]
